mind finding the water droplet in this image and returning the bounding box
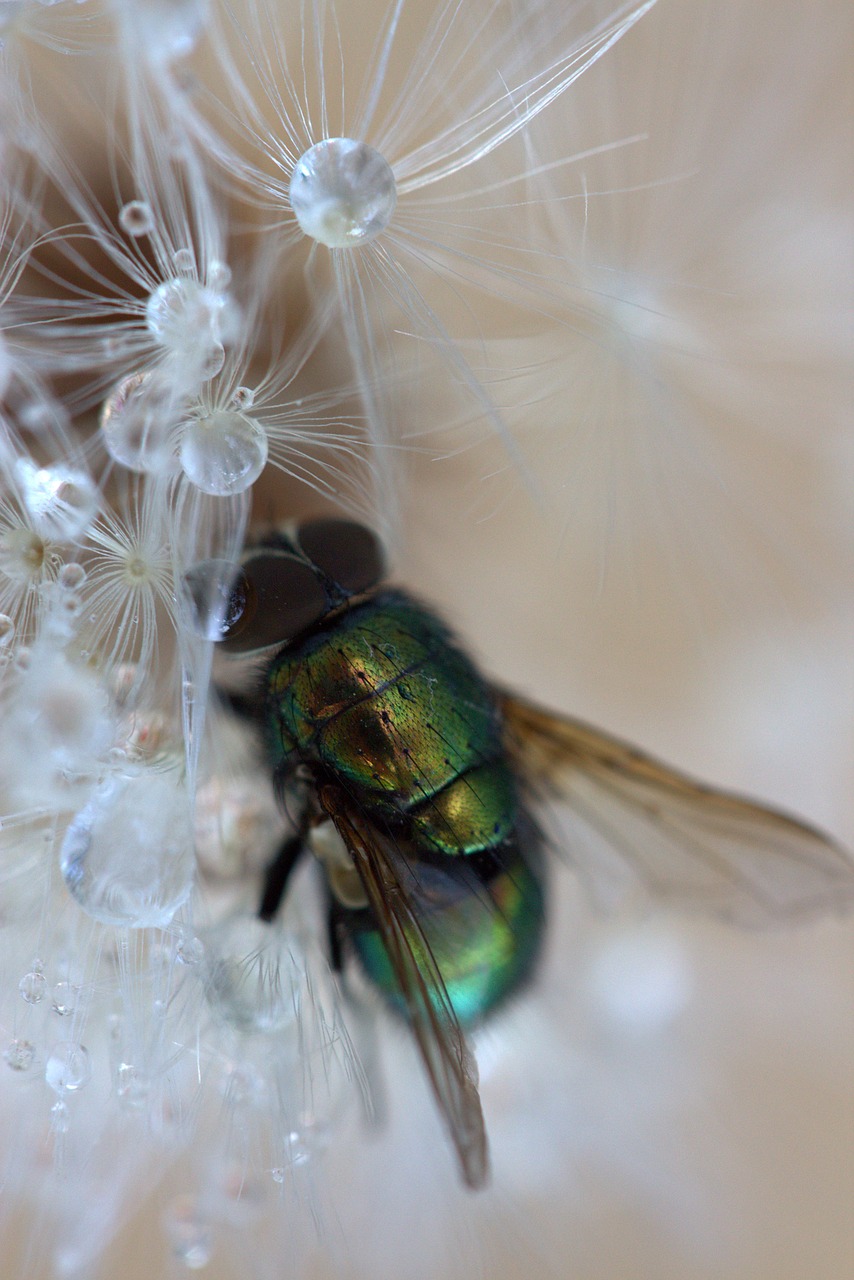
[180,558,242,639]
[230,385,254,410]
[164,1195,213,1270]
[270,1167,285,1184]
[176,936,205,966]
[145,277,231,378]
[19,968,47,1004]
[51,982,76,1016]
[58,563,86,591]
[45,1041,91,1093]
[60,768,195,928]
[100,372,176,473]
[4,1038,35,1071]
[115,1062,150,1110]
[173,247,195,271]
[14,646,30,671]
[179,410,268,495]
[16,458,98,542]
[289,138,397,248]
[50,1100,70,1133]
[119,200,154,237]
[202,915,303,1034]
[208,260,231,290]
[0,614,14,646]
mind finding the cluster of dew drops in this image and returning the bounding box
[0,24,401,1249]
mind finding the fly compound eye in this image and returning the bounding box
[296,519,385,594]
[217,551,328,653]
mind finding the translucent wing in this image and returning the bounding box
[316,783,489,1190]
[499,694,854,924]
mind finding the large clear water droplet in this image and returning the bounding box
[16,458,98,542]
[180,557,242,640]
[202,915,304,1034]
[146,277,232,380]
[179,410,268,495]
[290,138,397,248]
[100,372,176,473]
[45,1041,91,1094]
[60,768,194,928]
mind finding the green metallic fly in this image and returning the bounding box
[203,517,854,1189]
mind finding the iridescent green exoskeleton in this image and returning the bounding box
[205,517,854,1190]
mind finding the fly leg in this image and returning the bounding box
[258,807,310,922]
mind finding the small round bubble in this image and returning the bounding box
[45,1041,91,1094]
[19,968,47,1004]
[173,247,195,271]
[289,138,397,248]
[230,386,255,410]
[179,409,268,495]
[58,563,86,591]
[51,982,76,1016]
[119,200,154,237]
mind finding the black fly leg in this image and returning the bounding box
[258,830,306,921]
[326,900,345,973]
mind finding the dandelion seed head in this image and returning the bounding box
[0,523,51,585]
[290,138,397,249]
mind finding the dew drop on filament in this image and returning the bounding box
[16,458,98,542]
[19,967,47,1005]
[289,138,397,248]
[100,371,176,473]
[179,409,268,495]
[59,768,195,928]
[45,1041,91,1094]
[119,200,154,237]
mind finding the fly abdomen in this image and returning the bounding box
[409,759,517,856]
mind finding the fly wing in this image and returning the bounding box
[499,693,854,925]
[317,783,489,1190]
